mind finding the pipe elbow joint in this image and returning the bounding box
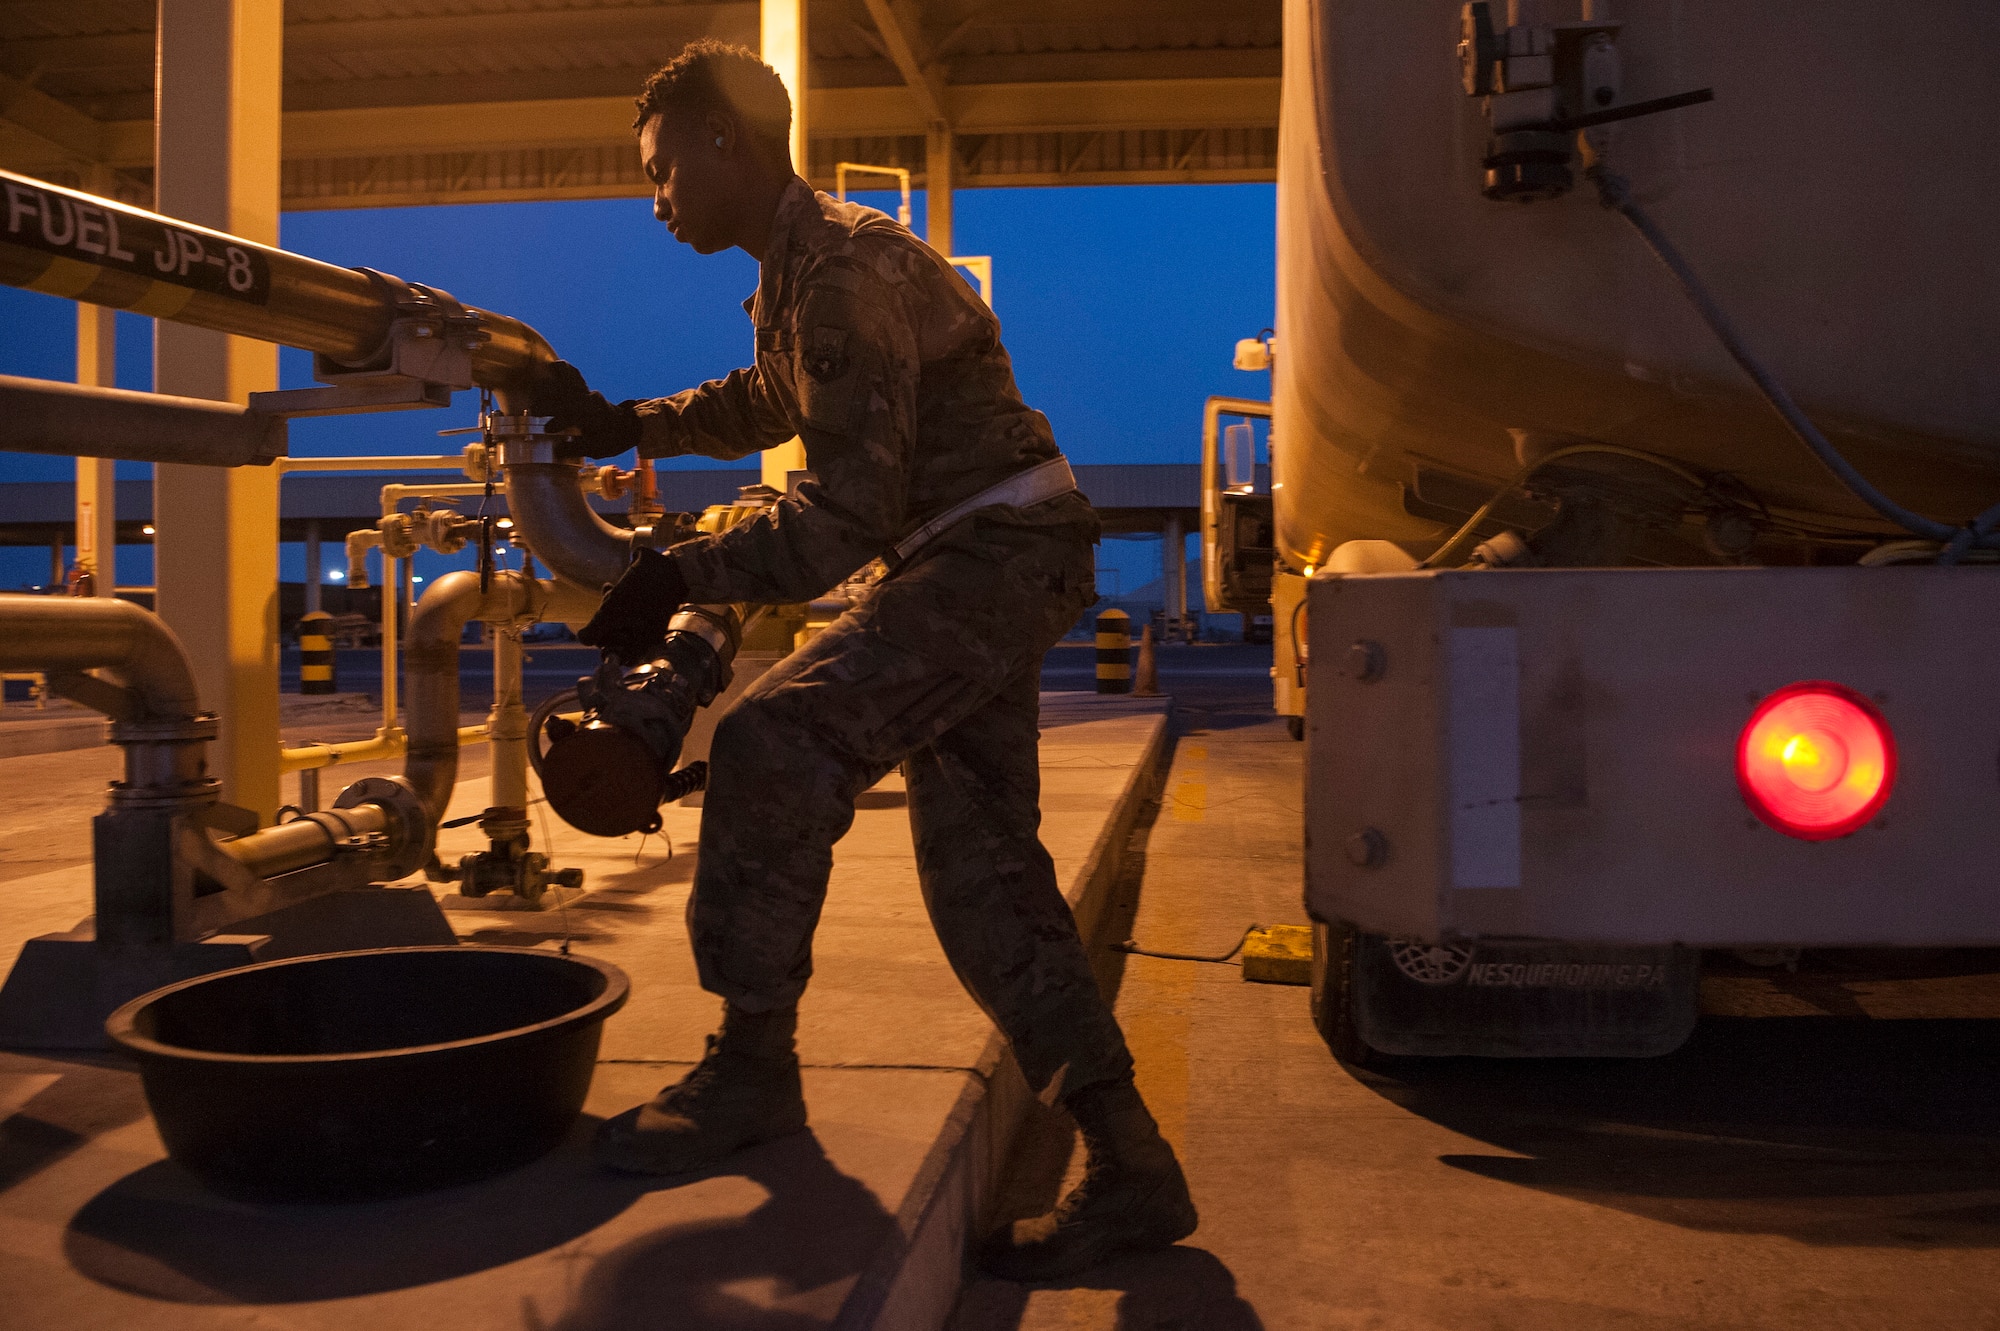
[503,461,635,591]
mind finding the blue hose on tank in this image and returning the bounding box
[1589,166,2000,563]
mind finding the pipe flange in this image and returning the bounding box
[335,774,436,880]
[107,712,220,747]
[107,777,221,811]
[493,432,570,467]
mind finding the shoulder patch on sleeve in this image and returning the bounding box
[803,324,850,384]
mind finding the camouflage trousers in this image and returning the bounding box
[688,521,1134,1097]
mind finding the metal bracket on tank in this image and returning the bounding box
[248,268,490,418]
[1457,4,1713,203]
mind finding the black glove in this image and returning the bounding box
[529,360,643,458]
[577,546,690,663]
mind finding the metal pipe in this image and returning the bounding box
[218,802,392,880]
[403,569,549,819]
[504,461,634,590]
[1,169,554,392]
[278,454,468,474]
[382,482,488,517]
[0,373,287,467]
[0,593,201,720]
[382,554,400,734]
[488,626,531,817]
[345,528,383,589]
[279,723,487,774]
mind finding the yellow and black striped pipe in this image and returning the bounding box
[298,610,336,696]
[1096,608,1132,694]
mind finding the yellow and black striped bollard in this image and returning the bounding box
[1096,608,1132,694]
[299,610,336,695]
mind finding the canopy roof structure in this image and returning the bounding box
[0,0,1280,211]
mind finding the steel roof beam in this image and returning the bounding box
[0,0,1276,76]
[10,77,1275,173]
[0,3,759,74]
[0,71,108,162]
[859,0,947,127]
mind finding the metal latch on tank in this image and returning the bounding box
[1457,3,1713,203]
[247,268,490,417]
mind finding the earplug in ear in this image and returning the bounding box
[714,136,725,148]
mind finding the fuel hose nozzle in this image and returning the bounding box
[539,604,739,837]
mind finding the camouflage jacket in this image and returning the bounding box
[636,177,1095,605]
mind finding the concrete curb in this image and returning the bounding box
[0,716,107,759]
[832,704,1175,1331]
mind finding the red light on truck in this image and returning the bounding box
[1737,682,1894,840]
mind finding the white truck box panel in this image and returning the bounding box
[1306,567,2000,946]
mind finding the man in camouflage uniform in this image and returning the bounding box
[531,40,1196,1280]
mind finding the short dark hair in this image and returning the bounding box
[634,40,792,156]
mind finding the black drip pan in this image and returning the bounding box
[106,946,629,1202]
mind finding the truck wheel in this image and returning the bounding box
[1309,919,1384,1068]
[1285,715,1305,742]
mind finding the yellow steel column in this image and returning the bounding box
[760,0,809,492]
[763,0,808,181]
[925,127,954,260]
[74,301,118,599]
[153,0,283,822]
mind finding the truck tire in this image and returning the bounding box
[1285,715,1305,742]
[1308,918,1384,1068]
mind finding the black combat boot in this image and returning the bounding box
[593,1001,809,1175]
[977,1076,1199,1281]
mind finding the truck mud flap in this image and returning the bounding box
[1313,921,1699,1059]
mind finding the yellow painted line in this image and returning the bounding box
[1169,780,1206,822]
[1125,999,1190,1155]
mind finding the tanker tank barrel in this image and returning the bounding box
[0,169,554,396]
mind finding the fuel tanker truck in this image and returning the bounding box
[1203,0,2000,1061]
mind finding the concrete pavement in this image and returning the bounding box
[0,689,1170,1330]
[951,690,2000,1331]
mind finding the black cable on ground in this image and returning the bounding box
[1112,924,1261,965]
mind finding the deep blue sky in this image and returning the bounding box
[0,183,1274,593]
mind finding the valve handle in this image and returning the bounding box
[477,512,496,594]
[1541,86,1713,134]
